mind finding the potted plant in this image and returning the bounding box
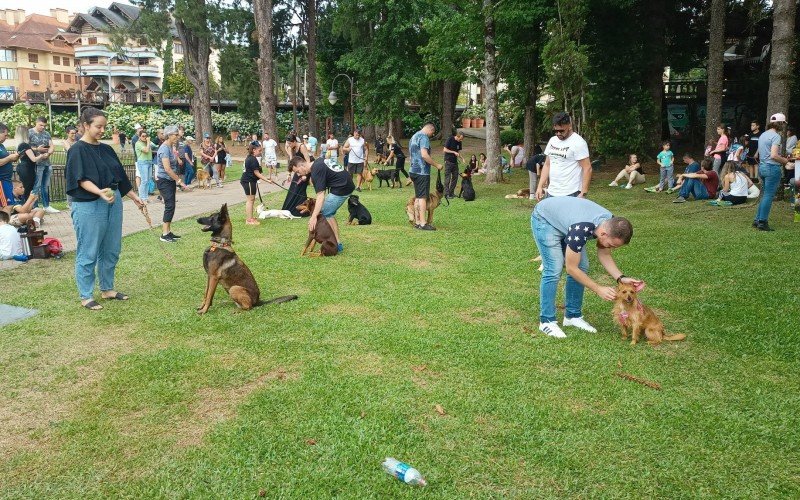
[472,105,485,128]
[460,107,472,128]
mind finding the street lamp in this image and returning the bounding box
[75,62,82,118]
[328,73,355,133]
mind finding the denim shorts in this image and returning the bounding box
[321,193,349,218]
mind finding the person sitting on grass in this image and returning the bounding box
[673,158,718,203]
[2,182,45,229]
[713,165,753,206]
[667,152,700,194]
[0,210,23,260]
[608,154,645,189]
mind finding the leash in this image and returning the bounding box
[437,170,449,206]
[137,202,200,270]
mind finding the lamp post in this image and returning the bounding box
[328,73,355,134]
[75,62,81,118]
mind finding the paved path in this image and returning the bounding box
[1,171,292,271]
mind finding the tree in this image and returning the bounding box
[482,0,501,184]
[306,0,319,137]
[705,0,725,144]
[253,0,278,138]
[766,0,797,122]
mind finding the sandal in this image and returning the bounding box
[102,292,129,301]
[82,300,103,311]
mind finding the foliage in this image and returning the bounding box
[499,128,523,146]
[0,103,48,132]
[402,111,441,138]
[163,61,195,97]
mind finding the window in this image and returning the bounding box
[0,68,17,79]
[63,57,70,66]
[0,49,16,62]
[64,74,72,84]
[29,71,40,81]
[174,43,183,54]
[89,56,98,64]
[115,57,125,65]
[53,40,65,47]
[28,53,39,63]
[54,73,62,83]
[88,37,97,45]
[138,57,149,66]
[53,56,60,65]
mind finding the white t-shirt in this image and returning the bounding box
[0,223,22,260]
[262,139,277,159]
[326,138,339,157]
[347,136,366,164]
[544,132,590,196]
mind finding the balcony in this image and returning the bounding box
[75,44,158,60]
[77,64,161,78]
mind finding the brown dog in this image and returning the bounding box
[195,167,212,189]
[362,163,374,191]
[296,198,338,256]
[405,184,443,227]
[613,282,686,346]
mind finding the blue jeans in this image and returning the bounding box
[756,162,781,222]
[184,164,195,185]
[136,160,152,200]
[659,166,674,190]
[531,212,589,323]
[32,164,51,208]
[678,178,709,200]
[71,192,123,300]
[321,192,350,217]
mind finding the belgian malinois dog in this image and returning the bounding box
[196,204,297,313]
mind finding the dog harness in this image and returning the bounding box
[617,300,644,326]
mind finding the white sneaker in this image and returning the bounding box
[563,316,597,333]
[539,322,567,338]
[529,194,536,200]
[44,206,60,214]
[608,181,619,187]
[624,184,632,189]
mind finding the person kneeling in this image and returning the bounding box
[673,159,718,203]
[2,181,45,229]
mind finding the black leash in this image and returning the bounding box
[437,169,450,206]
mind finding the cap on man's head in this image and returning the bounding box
[770,112,787,123]
[203,132,210,138]
[134,123,142,130]
[163,125,179,136]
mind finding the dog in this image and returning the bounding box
[372,167,400,188]
[362,163,374,191]
[405,180,444,227]
[347,195,372,225]
[504,188,531,199]
[296,198,338,256]
[196,204,298,313]
[195,167,212,189]
[459,172,475,201]
[613,282,686,346]
[257,206,300,219]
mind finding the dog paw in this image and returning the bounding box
[196,307,208,315]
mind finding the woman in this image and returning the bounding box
[65,107,145,311]
[468,154,478,174]
[134,129,152,202]
[281,160,310,217]
[609,154,646,189]
[709,124,730,182]
[214,136,228,186]
[63,126,78,152]
[504,141,525,169]
[156,125,188,243]
[717,167,752,205]
[477,153,488,174]
[385,135,411,186]
[0,123,21,205]
[242,141,271,225]
[15,126,45,202]
[199,134,218,186]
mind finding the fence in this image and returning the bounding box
[12,149,138,203]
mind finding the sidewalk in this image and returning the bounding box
[1,172,290,271]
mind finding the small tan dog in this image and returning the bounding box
[613,282,686,346]
[195,168,212,189]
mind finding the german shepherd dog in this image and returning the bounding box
[613,282,686,346]
[347,195,372,225]
[196,204,296,313]
[405,172,445,226]
[296,198,338,256]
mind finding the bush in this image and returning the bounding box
[0,103,48,133]
[499,129,523,147]
[402,111,441,138]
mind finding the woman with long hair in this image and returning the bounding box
[214,136,227,186]
[609,154,646,189]
[709,124,730,184]
[242,140,271,225]
[14,126,46,202]
[385,135,411,186]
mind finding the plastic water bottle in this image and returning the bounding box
[382,457,427,487]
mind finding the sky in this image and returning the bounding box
[20,0,134,17]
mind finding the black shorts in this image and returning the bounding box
[348,162,364,175]
[410,173,430,199]
[241,180,258,196]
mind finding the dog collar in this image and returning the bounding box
[210,237,233,251]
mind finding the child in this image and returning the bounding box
[656,141,674,191]
[0,210,23,260]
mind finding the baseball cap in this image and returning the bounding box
[303,134,308,139]
[203,132,210,138]
[163,125,179,136]
[770,112,787,123]
[134,123,142,130]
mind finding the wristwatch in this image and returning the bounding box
[616,274,626,283]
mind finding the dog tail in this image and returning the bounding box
[257,295,299,307]
[663,333,686,341]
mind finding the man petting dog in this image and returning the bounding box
[289,156,355,253]
[531,196,640,338]
[409,123,443,230]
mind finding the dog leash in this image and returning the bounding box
[137,202,201,270]
[437,170,450,207]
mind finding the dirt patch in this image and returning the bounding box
[456,305,523,326]
[339,351,387,377]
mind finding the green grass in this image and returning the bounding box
[0,164,798,498]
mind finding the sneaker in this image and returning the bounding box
[672,196,686,203]
[43,206,60,214]
[624,184,632,189]
[419,224,436,231]
[405,179,413,187]
[539,322,567,338]
[756,221,775,232]
[643,186,658,193]
[356,187,362,192]
[529,194,536,200]
[608,181,619,187]
[752,220,760,228]
[160,234,176,243]
[563,316,597,333]
[167,232,181,239]
[337,242,344,252]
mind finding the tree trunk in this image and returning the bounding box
[254,0,277,139]
[523,68,538,161]
[306,0,318,137]
[704,0,725,144]
[643,0,666,151]
[482,0,501,184]
[440,80,461,138]
[766,0,797,122]
[292,41,299,133]
[174,10,212,137]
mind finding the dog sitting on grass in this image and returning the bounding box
[614,281,686,346]
[297,198,338,256]
[347,195,372,225]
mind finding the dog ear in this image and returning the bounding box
[633,281,646,292]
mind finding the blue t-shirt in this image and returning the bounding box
[0,144,12,182]
[156,143,177,180]
[657,150,673,167]
[533,196,613,252]
[307,136,318,154]
[758,129,782,167]
[409,131,431,175]
[684,161,700,174]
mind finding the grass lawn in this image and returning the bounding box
[0,155,798,497]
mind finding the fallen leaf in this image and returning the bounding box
[523,326,537,336]
[306,438,317,445]
[258,489,266,497]
[435,404,446,416]
[360,410,366,419]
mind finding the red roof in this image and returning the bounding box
[0,13,74,55]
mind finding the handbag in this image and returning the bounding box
[147,177,156,195]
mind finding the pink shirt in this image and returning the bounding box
[714,136,729,160]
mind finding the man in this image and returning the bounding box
[673,158,718,203]
[288,155,354,253]
[536,112,592,200]
[182,136,196,186]
[261,132,279,180]
[442,132,463,199]
[2,182,45,229]
[0,122,20,206]
[130,123,143,151]
[532,196,639,338]
[753,113,790,231]
[667,151,701,194]
[409,123,443,230]
[745,120,761,179]
[342,129,369,192]
[29,117,58,213]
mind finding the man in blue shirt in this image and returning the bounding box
[753,113,789,231]
[408,123,442,230]
[531,196,639,338]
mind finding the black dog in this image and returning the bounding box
[459,172,476,201]
[347,195,372,225]
[372,168,400,188]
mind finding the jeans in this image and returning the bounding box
[659,166,674,190]
[71,192,123,300]
[32,164,51,208]
[157,178,177,222]
[184,164,195,185]
[444,160,459,197]
[712,157,723,183]
[136,160,152,200]
[321,192,351,218]
[531,212,589,323]
[756,162,781,222]
[678,178,709,200]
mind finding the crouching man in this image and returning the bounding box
[531,196,640,338]
[2,181,45,229]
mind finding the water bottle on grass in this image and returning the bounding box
[382,457,427,487]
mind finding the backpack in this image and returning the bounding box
[42,237,63,257]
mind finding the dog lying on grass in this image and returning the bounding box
[505,188,531,199]
[297,198,338,256]
[347,195,372,225]
[613,282,686,346]
[256,206,300,219]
